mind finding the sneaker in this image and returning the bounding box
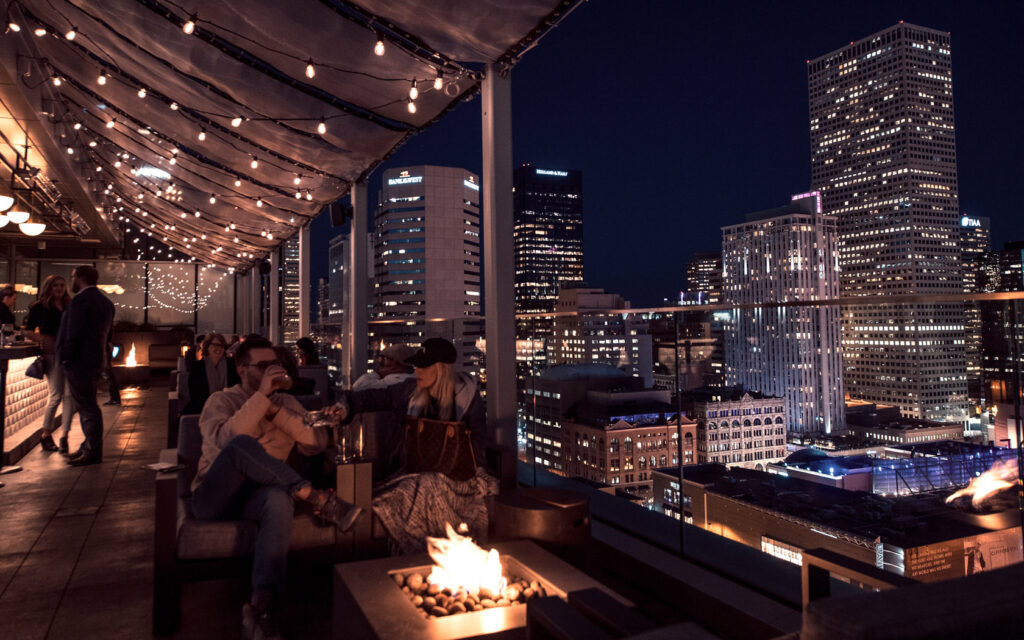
[315,491,362,532]
[58,437,68,455]
[242,602,284,640]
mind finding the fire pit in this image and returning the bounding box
[333,538,628,640]
[945,457,1021,530]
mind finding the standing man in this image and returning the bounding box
[0,285,16,326]
[56,266,115,467]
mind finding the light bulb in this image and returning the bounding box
[169,157,176,165]
[293,174,301,185]
[195,211,201,217]
[305,191,313,201]
[183,15,196,34]
[98,73,107,85]
[170,102,179,110]
[66,147,74,154]
[114,160,121,167]
[409,80,418,100]
[256,198,263,208]
[231,116,242,127]
[33,27,45,36]
[407,99,416,114]
[260,230,267,237]
[73,122,82,130]
[88,141,97,147]
[106,119,115,128]
[138,87,147,98]
[294,191,301,199]
[266,233,273,240]
[198,129,206,141]
[250,157,258,169]
[305,60,315,79]
[230,223,236,230]
[64,27,76,40]
[374,38,385,56]
[234,178,242,187]
[209,195,216,204]
[434,70,443,91]
[52,76,62,87]
[8,22,19,32]
[317,120,326,135]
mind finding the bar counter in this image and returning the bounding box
[1,344,46,466]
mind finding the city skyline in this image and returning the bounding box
[308,1,1024,308]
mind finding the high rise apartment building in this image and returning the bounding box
[373,166,482,370]
[327,234,346,325]
[960,215,991,400]
[684,252,723,305]
[317,277,330,323]
[808,23,967,422]
[513,165,584,315]
[721,192,845,433]
[979,241,1024,405]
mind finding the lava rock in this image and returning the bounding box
[393,573,405,587]
[448,602,467,614]
[503,586,520,602]
[430,606,448,617]
[412,595,424,607]
[522,588,535,600]
[406,574,424,592]
[481,598,496,608]
[427,583,442,596]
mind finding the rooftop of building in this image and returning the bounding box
[680,386,778,403]
[739,193,819,224]
[537,362,631,382]
[677,464,994,549]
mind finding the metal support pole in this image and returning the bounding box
[481,63,516,462]
[345,182,368,385]
[674,311,685,557]
[298,224,311,338]
[269,248,281,344]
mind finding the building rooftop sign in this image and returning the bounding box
[387,176,423,186]
[960,215,981,228]
[536,169,568,177]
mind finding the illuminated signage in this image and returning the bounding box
[960,216,981,228]
[463,179,479,191]
[536,169,568,177]
[387,176,422,186]
[791,190,823,214]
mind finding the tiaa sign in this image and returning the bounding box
[961,216,981,228]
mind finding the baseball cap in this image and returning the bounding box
[405,337,458,368]
[380,344,418,363]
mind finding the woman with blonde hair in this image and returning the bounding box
[333,338,497,554]
[25,275,75,453]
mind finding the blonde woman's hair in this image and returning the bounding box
[412,362,456,420]
[38,275,71,309]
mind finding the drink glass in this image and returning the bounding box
[333,422,364,465]
[303,409,336,429]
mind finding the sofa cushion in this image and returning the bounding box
[176,505,337,560]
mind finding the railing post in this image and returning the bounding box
[481,63,517,476]
[269,248,281,344]
[345,182,368,385]
[298,224,311,339]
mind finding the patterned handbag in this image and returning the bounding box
[404,416,476,481]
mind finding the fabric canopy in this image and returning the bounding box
[5,0,578,269]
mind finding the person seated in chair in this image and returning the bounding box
[182,333,240,415]
[192,335,361,639]
[294,336,320,366]
[332,338,497,554]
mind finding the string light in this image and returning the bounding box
[194,211,201,217]
[106,119,115,128]
[52,76,62,87]
[33,27,45,36]
[182,14,196,35]
[294,190,301,199]
[73,122,82,130]
[7,22,19,32]
[293,174,301,185]
[374,36,385,56]
[98,73,108,85]
[234,178,242,187]
[407,99,416,114]
[209,195,216,204]
[64,27,76,41]
[137,87,147,98]
[256,197,263,208]
[66,147,74,154]
[250,156,259,169]
[305,60,315,79]
[231,116,242,127]
[434,70,443,91]
[409,80,418,100]
[170,102,179,110]
[317,119,326,135]
[197,129,206,141]
[305,191,312,201]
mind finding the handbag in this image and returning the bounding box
[25,357,46,380]
[404,416,477,481]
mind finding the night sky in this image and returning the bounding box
[310,0,1024,309]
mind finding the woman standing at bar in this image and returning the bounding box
[25,275,74,454]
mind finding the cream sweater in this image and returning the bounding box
[193,384,326,491]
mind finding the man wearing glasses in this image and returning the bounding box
[191,335,361,639]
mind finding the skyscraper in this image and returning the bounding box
[317,277,330,323]
[513,165,583,315]
[722,192,845,433]
[979,241,1024,406]
[327,234,346,325]
[373,166,482,370]
[281,235,300,343]
[684,252,723,305]
[960,215,991,400]
[808,23,967,422]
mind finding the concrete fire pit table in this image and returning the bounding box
[333,539,628,640]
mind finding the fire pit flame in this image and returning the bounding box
[125,343,138,367]
[426,522,508,598]
[946,458,1017,510]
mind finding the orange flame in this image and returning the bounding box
[946,458,1017,510]
[125,343,138,367]
[425,523,507,597]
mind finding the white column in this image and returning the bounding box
[249,268,259,336]
[298,224,311,338]
[269,248,281,343]
[345,182,369,385]
[481,64,516,456]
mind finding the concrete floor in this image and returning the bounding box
[0,384,332,640]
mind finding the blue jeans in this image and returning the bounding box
[42,355,75,437]
[191,435,311,597]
